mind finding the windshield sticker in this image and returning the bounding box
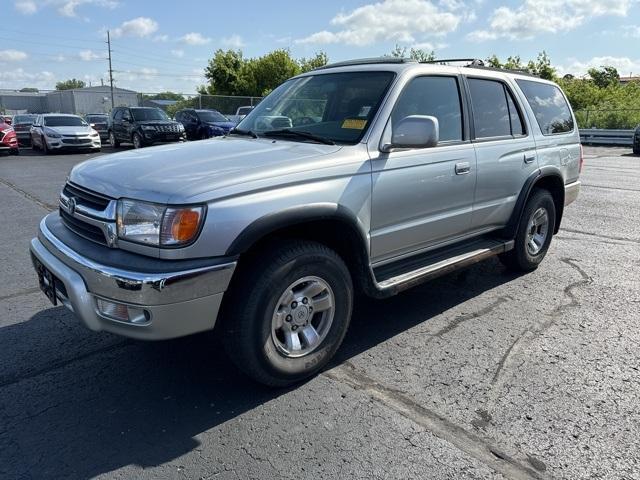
[342,118,368,130]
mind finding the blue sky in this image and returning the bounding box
[1,0,639,93]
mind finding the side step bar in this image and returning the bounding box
[373,238,514,295]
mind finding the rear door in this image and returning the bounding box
[466,76,538,231]
[369,75,477,264]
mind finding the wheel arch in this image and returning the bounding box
[226,205,374,294]
[503,168,565,238]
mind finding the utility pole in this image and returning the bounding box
[107,30,114,110]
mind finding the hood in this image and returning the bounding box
[138,120,179,126]
[48,125,93,135]
[70,136,343,204]
[205,121,235,130]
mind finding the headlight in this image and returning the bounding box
[141,125,156,131]
[117,199,205,247]
[44,127,61,138]
[177,123,185,131]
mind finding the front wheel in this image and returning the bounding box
[500,189,556,272]
[132,132,144,149]
[109,131,119,148]
[41,136,49,155]
[223,241,353,387]
[633,144,640,155]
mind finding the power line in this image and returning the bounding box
[0,28,105,44]
[113,70,204,78]
[110,48,201,69]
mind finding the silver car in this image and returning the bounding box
[30,113,101,154]
[30,58,581,386]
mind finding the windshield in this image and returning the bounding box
[238,107,253,115]
[44,116,87,127]
[131,108,169,121]
[14,115,37,124]
[197,110,229,123]
[86,115,108,123]
[236,71,395,145]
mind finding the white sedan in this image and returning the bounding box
[30,114,101,154]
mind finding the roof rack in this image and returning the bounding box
[423,58,540,78]
[315,57,417,70]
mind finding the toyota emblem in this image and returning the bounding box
[68,197,77,215]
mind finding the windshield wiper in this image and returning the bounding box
[228,128,258,139]
[262,129,335,146]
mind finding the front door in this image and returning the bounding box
[369,75,476,264]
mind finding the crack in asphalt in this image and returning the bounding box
[559,227,640,244]
[324,362,545,480]
[0,341,131,389]
[490,258,593,388]
[429,296,512,340]
[0,176,57,211]
[582,183,640,193]
[0,287,41,302]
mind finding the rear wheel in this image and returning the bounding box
[500,189,556,272]
[109,131,119,148]
[132,132,143,149]
[223,240,353,387]
[633,143,640,155]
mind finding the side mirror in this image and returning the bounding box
[381,115,439,153]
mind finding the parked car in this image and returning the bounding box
[2,115,13,125]
[633,125,640,155]
[228,106,255,124]
[30,113,101,154]
[175,109,236,140]
[29,58,582,387]
[108,107,185,149]
[12,114,37,147]
[85,113,110,142]
[0,118,19,155]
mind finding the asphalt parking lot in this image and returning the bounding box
[0,145,638,479]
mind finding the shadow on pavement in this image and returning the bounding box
[0,258,519,479]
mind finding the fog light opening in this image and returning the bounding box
[96,298,149,324]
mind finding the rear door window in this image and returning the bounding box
[516,80,574,135]
[468,79,510,138]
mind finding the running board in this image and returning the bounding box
[374,238,514,295]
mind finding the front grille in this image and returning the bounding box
[62,138,91,145]
[60,208,107,245]
[63,182,110,211]
[156,124,180,133]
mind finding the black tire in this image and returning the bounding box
[41,136,49,155]
[633,144,640,155]
[500,189,556,272]
[31,137,39,151]
[109,131,120,148]
[132,132,144,149]
[223,240,353,387]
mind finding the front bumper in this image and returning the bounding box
[46,136,101,150]
[142,131,186,143]
[564,180,580,206]
[30,216,236,340]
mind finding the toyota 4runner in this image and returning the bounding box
[30,58,582,386]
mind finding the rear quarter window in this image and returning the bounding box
[516,80,574,135]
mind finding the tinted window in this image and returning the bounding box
[131,108,168,121]
[86,115,108,123]
[197,110,229,122]
[14,114,37,124]
[506,91,525,136]
[516,80,574,135]
[468,79,511,138]
[113,109,123,121]
[392,76,463,142]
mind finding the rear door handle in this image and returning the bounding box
[524,154,536,164]
[455,162,471,175]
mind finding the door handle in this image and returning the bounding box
[455,162,471,175]
[524,154,536,164]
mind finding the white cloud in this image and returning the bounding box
[14,0,37,14]
[221,34,244,48]
[112,17,159,38]
[153,34,169,42]
[622,25,640,38]
[296,0,462,46]
[78,49,101,61]
[170,49,184,58]
[0,68,55,89]
[558,56,640,77]
[0,50,28,62]
[468,0,634,41]
[180,32,211,45]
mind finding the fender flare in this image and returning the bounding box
[502,167,565,239]
[225,203,370,257]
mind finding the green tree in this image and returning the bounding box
[526,51,556,80]
[55,78,86,90]
[388,44,435,62]
[145,91,184,101]
[19,87,39,93]
[299,52,329,73]
[203,49,245,96]
[587,66,620,89]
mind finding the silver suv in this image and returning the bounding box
[30,58,581,386]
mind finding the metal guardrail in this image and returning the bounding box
[579,128,634,146]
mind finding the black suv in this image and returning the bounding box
[175,109,235,140]
[633,125,640,155]
[108,107,185,149]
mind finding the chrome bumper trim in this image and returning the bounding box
[564,180,580,206]
[36,217,236,306]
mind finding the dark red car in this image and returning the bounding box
[0,118,19,155]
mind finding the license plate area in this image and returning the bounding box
[32,254,58,306]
